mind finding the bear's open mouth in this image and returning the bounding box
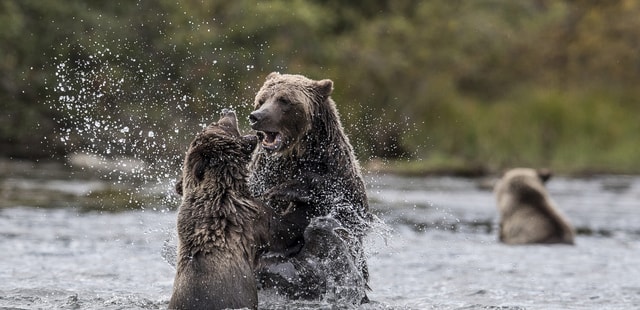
[257,131,282,151]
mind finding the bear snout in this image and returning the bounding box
[248,110,264,127]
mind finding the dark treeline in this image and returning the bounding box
[2,0,640,174]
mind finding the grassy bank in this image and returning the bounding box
[381,88,640,177]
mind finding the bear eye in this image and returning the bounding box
[278,97,290,105]
[256,99,265,107]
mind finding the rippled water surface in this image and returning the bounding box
[1,162,639,309]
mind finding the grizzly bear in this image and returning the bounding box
[248,72,373,302]
[169,110,271,310]
[493,168,575,245]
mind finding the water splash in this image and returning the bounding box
[49,41,250,212]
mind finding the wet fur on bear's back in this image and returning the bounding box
[494,168,575,245]
[169,112,269,310]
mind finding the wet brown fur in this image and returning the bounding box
[248,73,372,299]
[169,112,270,310]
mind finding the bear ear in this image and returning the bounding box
[316,79,333,98]
[266,72,280,80]
[537,168,552,183]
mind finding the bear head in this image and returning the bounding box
[248,72,333,154]
[179,110,257,195]
[493,168,552,209]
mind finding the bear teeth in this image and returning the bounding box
[261,131,282,150]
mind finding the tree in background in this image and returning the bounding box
[2,0,639,173]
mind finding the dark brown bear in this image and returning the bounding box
[494,168,575,245]
[248,72,373,303]
[169,110,271,310]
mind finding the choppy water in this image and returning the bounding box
[1,162,639,309]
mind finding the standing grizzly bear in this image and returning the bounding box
[169,110,270,310]
[494,168,575,245]
[248,72,373,303]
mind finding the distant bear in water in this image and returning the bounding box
[493,168,575,245]
[248,72,373,303]
[169,110,271,310]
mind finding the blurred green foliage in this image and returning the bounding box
[2,0,639,174]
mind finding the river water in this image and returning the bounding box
[1,160,639,309]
